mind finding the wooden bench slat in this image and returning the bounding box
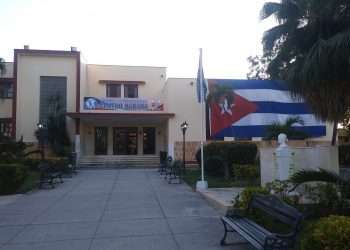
[224,216,273,244]
[234,218,271,242]
[222,217,264,250]
[220,194,303,250]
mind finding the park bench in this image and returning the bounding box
[163,156,174,179]
[38,162,63,189]
[158,151,168,175]
[165,160,184,184]
[65,152,78,176]
[220,194,303,250]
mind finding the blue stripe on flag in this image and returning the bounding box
[212,79,288,91]
[212,125,326,139]
[255,102,313,114]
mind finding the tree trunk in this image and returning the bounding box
[331,120,338,146]
[223,162,230,180]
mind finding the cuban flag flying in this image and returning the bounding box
[209,79,326,139]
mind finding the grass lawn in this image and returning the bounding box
[17,171,40,193]
[183,168,259,189]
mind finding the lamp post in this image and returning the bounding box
[37,123,47,160]
[180,121,188,175]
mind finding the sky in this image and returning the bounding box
[0,0,276,79]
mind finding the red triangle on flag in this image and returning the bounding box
[210,93,258,136]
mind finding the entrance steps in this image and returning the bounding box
[78,155,160,168]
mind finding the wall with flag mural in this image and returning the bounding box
[207,79,327,140]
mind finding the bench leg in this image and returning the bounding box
[220,218,228,246]
[220,218,236,246]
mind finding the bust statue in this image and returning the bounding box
[277,133,288,148]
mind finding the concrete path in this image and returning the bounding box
[0,169,250,250]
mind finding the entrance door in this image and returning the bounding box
[143,127,156,155]
[113,127,138,155]
[94,127,108,155]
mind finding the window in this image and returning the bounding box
[0,82,13,98]
[0,119,12,138]
[124,84,138,98]
[106,84,121,98]
[40,76,67,124]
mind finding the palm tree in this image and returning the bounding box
[290,168,350,199]
[265,116,309,140]
[0,58,5,75]
[260,0,350,145]
[206,84,234,106]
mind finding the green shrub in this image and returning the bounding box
[301,183,350,216]
[0,164,28,195]
[0,140,27,163]
[233,186,269,209]
[205,156,226,177]
[265,180,299,206]
[301,215,350,250]
[339,144,350,166]
[225,143,258,165]
[21,158,42,171]
[195,142,258,177]
[233,164,260,180]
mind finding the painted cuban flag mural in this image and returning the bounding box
[208,79,327,140]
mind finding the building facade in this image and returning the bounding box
[0,47,333,165]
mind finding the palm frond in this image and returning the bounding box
[290,168,345,188]
[262,24,290,51]
[260,2,281,20]
[285,116,304,127]
[206,84,234,105]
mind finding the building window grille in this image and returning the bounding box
[0,119,12,138]
[124,84,138,98]
[0,82,13,98]
[106,84,121,98]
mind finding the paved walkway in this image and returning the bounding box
[0,169,249,250]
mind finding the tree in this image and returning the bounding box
[47,94,70,156]
[290,168,350,201]
[260,0,350,145]
[246,55,271,80]
[265,116,309,140]
[341,108,350,137]
[206,84,234,106]
[35,94,70,156]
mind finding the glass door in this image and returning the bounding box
[113,127,138,155]
[143,127,156,155]
[94,127,108,155]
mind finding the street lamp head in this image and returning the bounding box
[180,121,189,134]
[37,123,43,129]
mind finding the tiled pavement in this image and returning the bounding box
[0,169,251,250]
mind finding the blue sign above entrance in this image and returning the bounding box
[83,97,163,111]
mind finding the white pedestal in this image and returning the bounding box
[196,180,208,190]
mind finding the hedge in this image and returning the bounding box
[233,164,260,180]
[301,215,350,250]
[339,144,350,166]
[195,142,258,177]
[0,164,28,195]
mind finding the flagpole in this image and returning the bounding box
[200,50,205,183]
[196,48,208,190]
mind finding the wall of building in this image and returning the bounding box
[16,53,77,142]
[165,78,205,157]
[83,64,167,112]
